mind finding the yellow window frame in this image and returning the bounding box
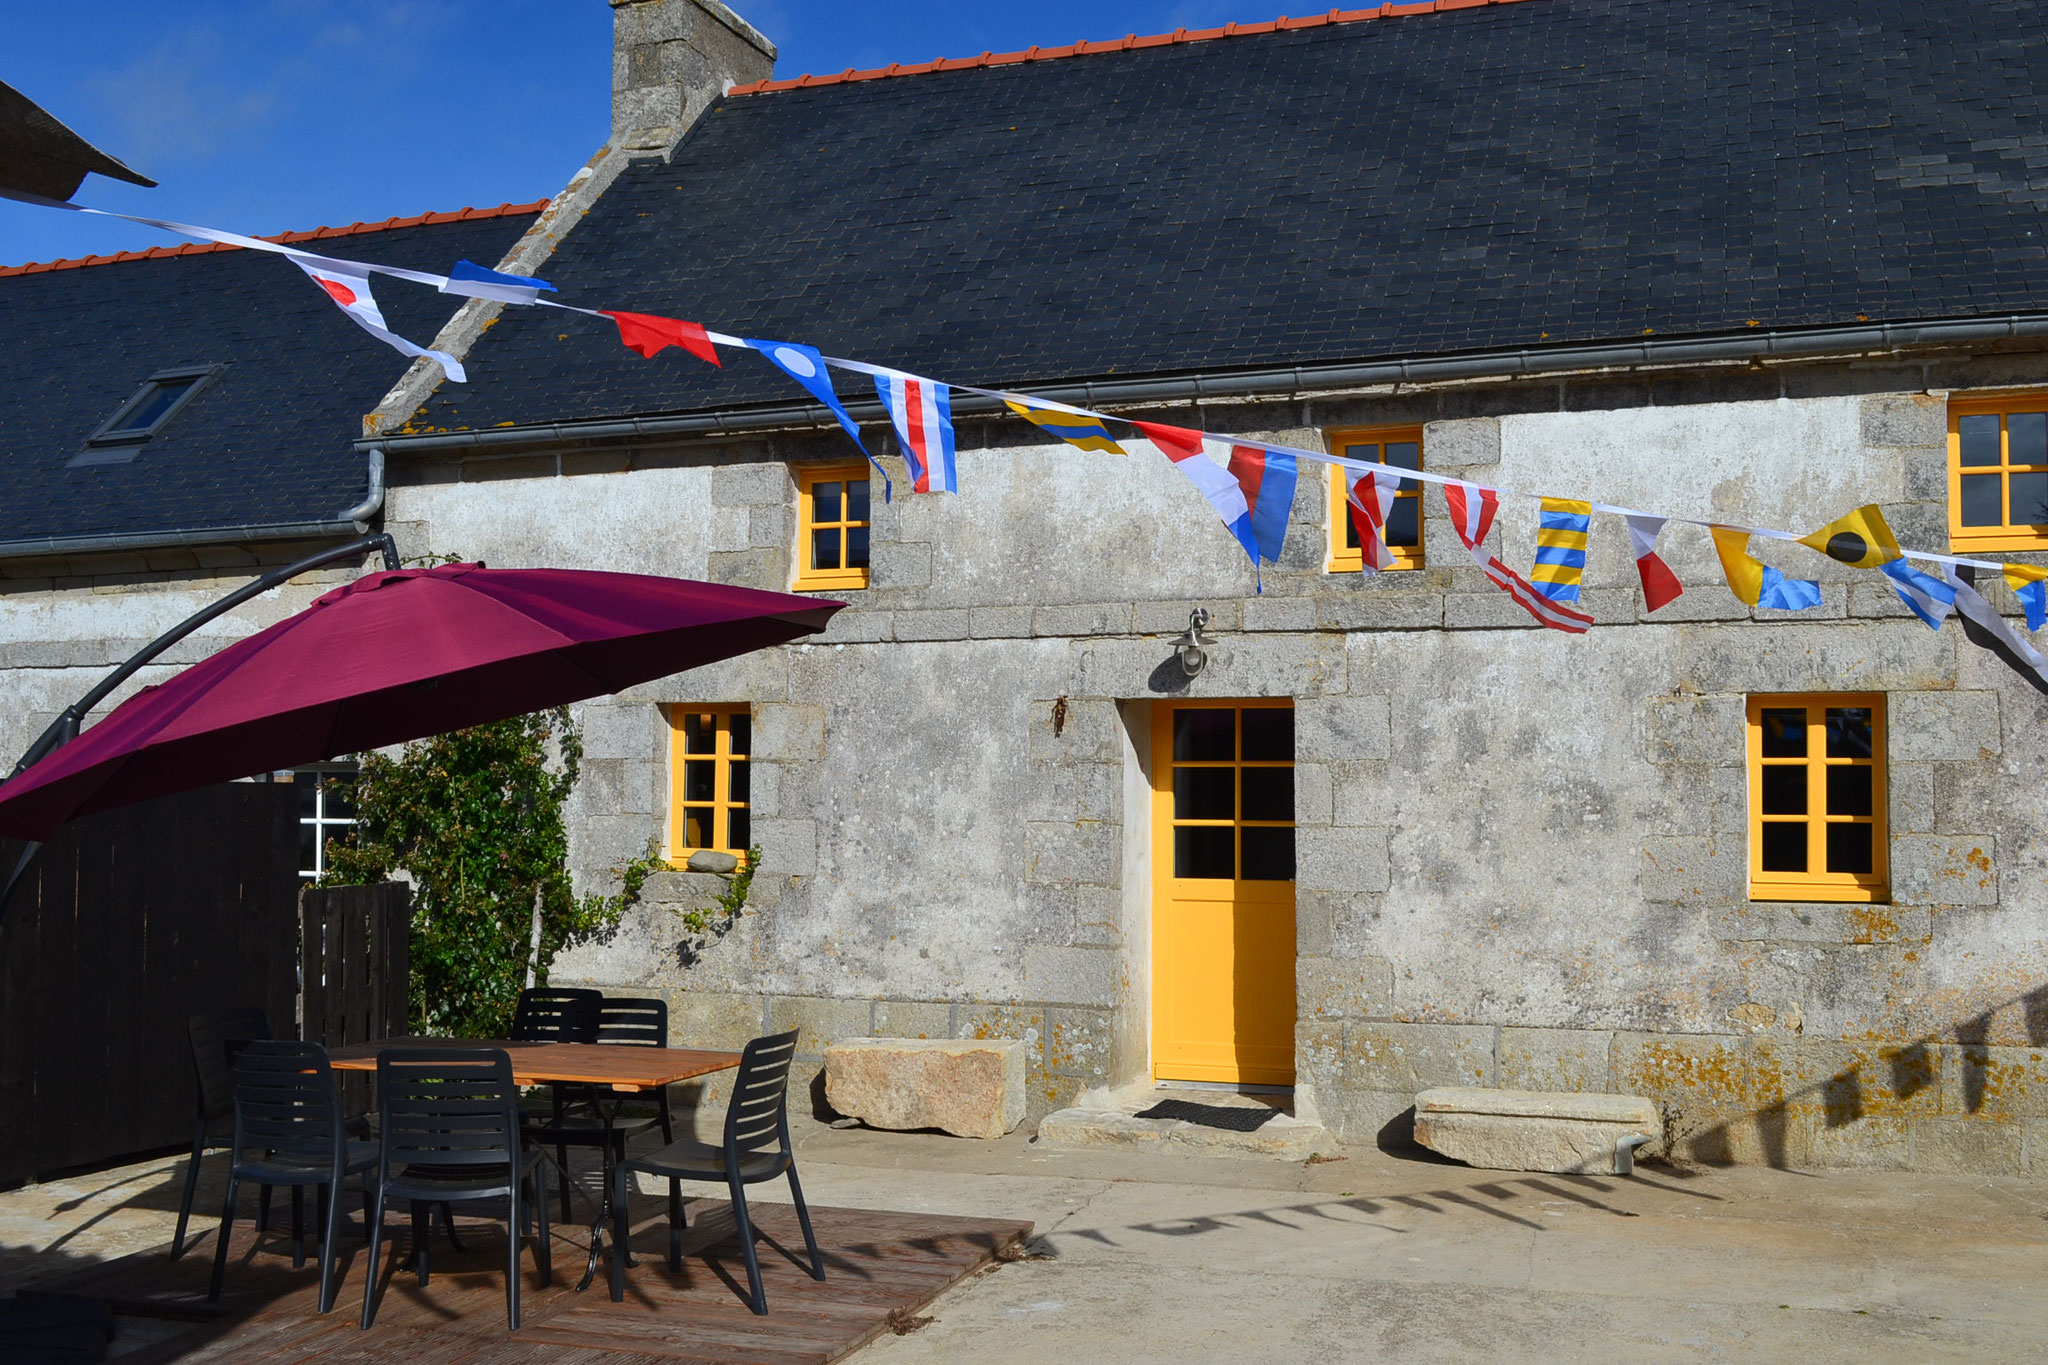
[1746,693,1888,904]
[1948,394,2048,552]
[1325,426,1424,572]
[793,461,872,591]
[668,707,752,865]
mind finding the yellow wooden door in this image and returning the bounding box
[1152,700,1296,1085]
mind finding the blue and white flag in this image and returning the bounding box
[873,371,957,493]
[745,339,890,499]
[441,259,555,304]
[1880,558,1957,630]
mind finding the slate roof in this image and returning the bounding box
[409,0,2048,436]
[0,206,541,552]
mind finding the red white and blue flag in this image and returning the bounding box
[874,371,957,494]
[1444,482,1595,634]
[1227,445,1298,563]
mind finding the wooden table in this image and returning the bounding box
[329,1037,744,1289]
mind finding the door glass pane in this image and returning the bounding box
[727,808,751,852]
[1760,709,1806,757]
[1825,708,1872,759]
[729,712,751,756]
[1173,767,1234,820]
[1760,821,1807,872]
[1957,414,2002,467]
[682,713,715,754]
[1240,826,1295,881]
[1826,822,1873,875]
[811,528,841,569]
[729,760,750,804]
[683,808,712,847]
[2009,412,2048,466]
[1241,708,1293,761]
[812,481,842,522]
[1760,765,1806,815]
[847,525,871,569]
[1827,764,1872,816]
[848,479,871,522]
[1241,767,1294,822]
[1385,496,1421,547]
[1174,825,1234,879]
[1173,709,1234,761]
[1960,474,2004,527]
[684,760,715,802]
[2011,471,2048,526]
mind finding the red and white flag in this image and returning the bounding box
[1344,468,1399,571]
[292,259,466,382]
[1444,482,1594,633]
[1624,513,1685,612]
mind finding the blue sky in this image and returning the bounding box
[3,0,1254,268]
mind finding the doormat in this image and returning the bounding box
[1132,1098,1281,1131]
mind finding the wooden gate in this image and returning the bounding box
[298,881,411,1116]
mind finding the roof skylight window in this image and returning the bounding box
[80,365,220,452]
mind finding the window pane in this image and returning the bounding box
[848,479,871,522]
[298,824,318,873]
[1960,474,2004,527]
[1343,506,1361,550]
[683,808,712,848]
[2010,413,2048,466]
[1760,821,1807,872]
[1958,414,2002,467]
[1241,767,1294,822]
[848,525,871,570]
[727,808,751,852]
[118,378,196,432]
[811,528,841,569]
[1384,440,1420,492]
[684,760,715,802]
[1825,708,1872,759]
[813,481,842,522]
[1241,708,1293,761]
[1760,709,1806,758]
[1174,767,1235,820]
[1240,826,1296,881]
[1341,443,1380,465]
[297,775,319,818]
[2011,471,2048,526]
[1760,765,1806,815]
[1827,765,1872,817]
[1385,495,1421,548]
[324,776,357,820]
[729,760,750,804]
[728,712,751,756]
[1174,825,1234,879]
[1173,709,1234,761]
[1826,822,1873,876]
[683,712,715,754]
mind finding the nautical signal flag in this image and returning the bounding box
[442,259,555,305]
[874,371,957,494]
[1624,514,1685,611]
[1136,422,1264,574]
[603,311,721,365]
[1799,504,1902,569]
[746,338,890,499]
[2003,563,2048,631]
[1006,398,1127,455]
[1709,527,1823,611]
[1444,483,1594,633]
[291,259,466,382]
[1344,468,1399,572]
[1226,445,1298,564]
[1531,498,1591,603]
[1880,558,1957,629]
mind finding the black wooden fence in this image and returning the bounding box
[298,881,411,1116]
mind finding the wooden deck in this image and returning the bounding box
[23,1195,1032,1364]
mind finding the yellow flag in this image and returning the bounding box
[1711,526,1767,605]
[1799,504,1901,569]
[1003,399,1126,455]
[2003,563,2048,593]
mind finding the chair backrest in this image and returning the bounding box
[189,1006,272,1122]
[231,1040,343,1165]
[596,996,668,1049]
[723,1030,800,1159]
[509,987,601,1043]
[376,1048,520,1170]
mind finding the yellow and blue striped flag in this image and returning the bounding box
[1004,398,1126,455]
[1530,498,1591,603]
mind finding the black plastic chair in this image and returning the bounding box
[174,1007,271,1259]
[607,1029,823,1314]
[522,995,673,1220]
[509,987,601,1044]
[361,1048,550,1331]
[207,1041,376,1313]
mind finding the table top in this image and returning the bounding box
[326,1037,744,1091]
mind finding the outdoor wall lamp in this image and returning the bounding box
[1173,608,1213,678]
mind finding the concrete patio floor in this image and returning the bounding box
[4,1119,2045,1362]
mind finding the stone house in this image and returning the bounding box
[9,0,2048,1172]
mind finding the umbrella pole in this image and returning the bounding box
[0,533,402,922]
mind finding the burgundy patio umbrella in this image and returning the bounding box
[0,562,842,841]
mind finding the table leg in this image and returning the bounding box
[575,1096,636,1292]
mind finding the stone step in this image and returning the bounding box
[1036,1101,1337,1160]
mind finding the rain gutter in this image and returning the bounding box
[0,447,386,561]
[357,312,2048,456]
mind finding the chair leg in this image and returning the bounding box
[608,1161,629,1302]
[727,1176,767,1316]
[668,1178,685,1274]
[258,1183,272,1233]
[291,1186,306,1270]
[438,1202,467,1253]
[171,1123,207,1260]
[206,1172,239,1302]
[786,1165,825,1280]
[556,1142,574,1224]
[411,1201,430,1286]
[361,1185,373,1241]
[359,1185,389,1330]
[658,1087,675,1145]
[317,1177,346,1313]
[533,1163,553,1289]
[506,1179,522,1332]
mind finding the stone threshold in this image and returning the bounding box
[1036,1083,1337,1161]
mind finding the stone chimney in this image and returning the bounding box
[611,0,776,153]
